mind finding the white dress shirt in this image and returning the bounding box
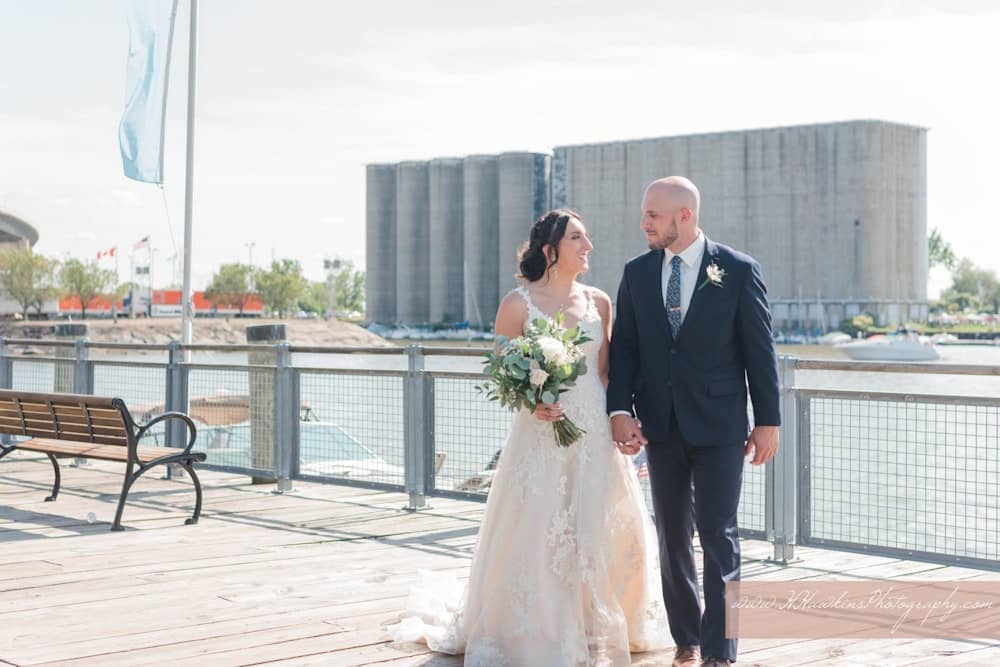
[609,232,705,421]
[662,231,706,322]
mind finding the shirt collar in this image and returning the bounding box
[664,231,705,269]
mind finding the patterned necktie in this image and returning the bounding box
[666,255,682,337]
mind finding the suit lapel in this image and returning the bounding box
[675,237,719,344]
[641,250,674,344]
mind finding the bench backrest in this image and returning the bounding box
[0,390,132,447]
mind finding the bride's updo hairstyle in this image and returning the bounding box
[517,208,582,282]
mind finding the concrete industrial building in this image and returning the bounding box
[0,210,38,251]
[367,120,927,329]
[367,151,549,327]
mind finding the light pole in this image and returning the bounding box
[244,241,255,268]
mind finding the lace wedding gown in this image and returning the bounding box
[389,286,668,666]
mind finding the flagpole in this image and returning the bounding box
[180,0,198,349]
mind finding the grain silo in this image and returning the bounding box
[553,120,927,327]
[368,119,926,329]
[462,155,499,327]
[428,158,464,324]
[364,164,397,323]
[395,161,430,324]
[497,152,550,299]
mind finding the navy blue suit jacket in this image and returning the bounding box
[607,237,781,446]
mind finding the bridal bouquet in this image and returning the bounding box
[479,313,591,447]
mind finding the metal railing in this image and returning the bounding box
[0,336,997,569]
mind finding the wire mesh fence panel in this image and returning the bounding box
[297,371,405,487]
[184,367,255,470]
[739,459,766,536]
[806,394,1000,563]
[634,443,765,534]
[11,359,57,393]
[430,376,510,496]
[93,362,170,445]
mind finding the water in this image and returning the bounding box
[9,344,1000,561]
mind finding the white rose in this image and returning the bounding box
[529,367,549,387]
[536,336,568,366]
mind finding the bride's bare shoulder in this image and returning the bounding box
[499,286,530,313]
[588,287,613,319]
[495,288,530,335]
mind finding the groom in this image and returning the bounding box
[607,177,781,667]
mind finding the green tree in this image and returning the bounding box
[935,289,981,314]
[298,281,328,315]
[255,259,306,317]
[204,263,257,314]
[839,313,874,337]
[949,258,1000,313]
[59,258,117,320]
[0,249,59,318]
[324,259,365,316]
[928,228,957,270]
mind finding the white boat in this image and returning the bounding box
[818,331,852,345]
[836,333,939,361]
[930,333,961,345]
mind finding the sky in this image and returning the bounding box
[1,0,998,295]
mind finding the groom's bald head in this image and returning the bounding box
[641,176,701,252]
[646,176,700,217]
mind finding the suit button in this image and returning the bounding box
[670,349,677,356]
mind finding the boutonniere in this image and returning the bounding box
[697,262,725,290]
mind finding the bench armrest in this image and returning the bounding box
[136,412,198,453]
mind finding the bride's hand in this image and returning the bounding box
[534,402,564,422]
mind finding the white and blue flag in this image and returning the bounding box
[119,0,179,184]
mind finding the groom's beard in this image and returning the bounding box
[647,217,680,250]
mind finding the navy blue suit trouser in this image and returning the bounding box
[645,413,744,661]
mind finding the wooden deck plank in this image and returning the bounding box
[2,451,1000,667]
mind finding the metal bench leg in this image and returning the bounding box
[180,461,203,525]
[45,453,61,502]
[112,462,138,532]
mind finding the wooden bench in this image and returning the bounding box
[0,389,206,531]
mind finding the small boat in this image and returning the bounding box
[818,331,852,345]
[836,332,939,361]
[930,333,961,345]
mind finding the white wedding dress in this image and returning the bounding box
[389,286,668,666]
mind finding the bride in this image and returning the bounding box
[389,209,668,666]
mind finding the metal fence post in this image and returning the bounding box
[72,337,93,394]
[0,338,10,445]
[71,337,93,467]
[0,338,11,390]
[404,345,430,510]
[766,355,798,563]
[272,342,296,494]
[164,341,189,479]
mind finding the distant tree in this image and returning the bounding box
[324,259,365,316]
[298,281,328,315]
[839,313,874,338]
[948,258,1000,313]
[928,228,957,270]
[59,258,117,320]
[205,263,257,314]
[0,249,59,318]
[935,289,981,314]
[255,259,307,317]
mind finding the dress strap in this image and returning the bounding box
[582,287,600,323]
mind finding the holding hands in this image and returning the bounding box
[610,414,647,455]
